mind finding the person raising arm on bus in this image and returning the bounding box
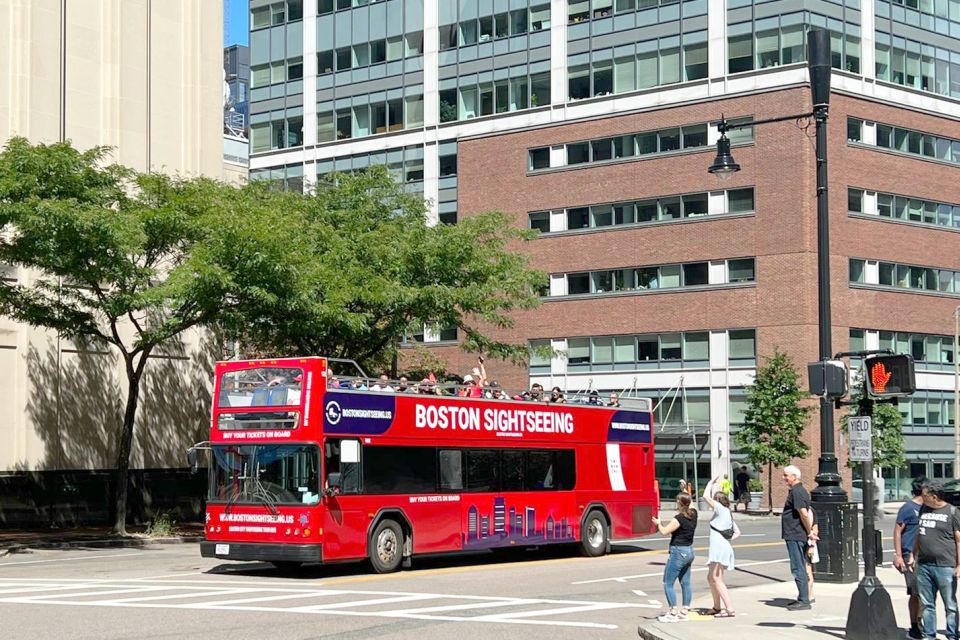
[459,357,487,398]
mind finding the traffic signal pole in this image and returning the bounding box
[832,349,914,640]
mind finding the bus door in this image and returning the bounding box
[321,438,365,560]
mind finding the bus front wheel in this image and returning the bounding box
[369,520,404,573]
[579,511,608,557]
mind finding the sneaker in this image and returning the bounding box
[905,627,923,640]
[657,613,680,623]
[786,601,812,611]
[677,609,689,621]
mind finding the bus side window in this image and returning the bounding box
[439,450,464,491]
[527,451,554,490]
[324,439,361,495]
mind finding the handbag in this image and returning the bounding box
[711,524,735,540]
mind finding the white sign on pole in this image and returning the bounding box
[849,416,873,462]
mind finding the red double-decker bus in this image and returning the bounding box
[194,357,657,573]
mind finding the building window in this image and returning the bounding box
[729,329,757,366]
[530,120,739,173]
[855,117,960,166]
[849,258,960,295]
[555,258,755,298]
[850,187,960,231]
[530,330,750,374]
[528,147,550,170]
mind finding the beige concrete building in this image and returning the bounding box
[0,0,224,523]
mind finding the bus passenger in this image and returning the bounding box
[371,374,395,392]
[549,387,566,404]
[528,383,545,402]
[608,392,621,407]
[486,380,506,400]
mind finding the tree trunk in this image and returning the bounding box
[112,354,146,535]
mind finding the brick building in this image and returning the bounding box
[249,0,960,501]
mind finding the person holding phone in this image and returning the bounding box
[651,492,698,623]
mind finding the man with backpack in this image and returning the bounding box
[908,480,960,640]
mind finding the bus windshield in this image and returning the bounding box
[218,367,304,408]
[210,444,320,507]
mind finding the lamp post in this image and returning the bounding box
[710,29,857,580]
[709,29,902,639]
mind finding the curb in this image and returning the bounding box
[637,623,684,640]
[0,535,202,556]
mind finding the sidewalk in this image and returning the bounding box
[637,566,911,640]
[0,523,203,555]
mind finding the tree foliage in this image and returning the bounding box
[736,347,812,510]
[841,371,906,470]
[0,140,546,531]
[0,138,302,533]
[222,166,546,372]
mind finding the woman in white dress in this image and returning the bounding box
[703,474,740,617]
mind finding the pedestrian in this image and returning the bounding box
[895,477,926,640]
[720,473,733,501]
[908,480,960,640]
[678,478,688,495]
[703,475,739,617]
[735,467,750,512]
[781,464,816,610]
[651,492,697,623]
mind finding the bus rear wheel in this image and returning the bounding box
[579,511,608,557]
[369,520,404,574]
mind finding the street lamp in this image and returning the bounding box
[708,30,849,512]
[708,29,899,638]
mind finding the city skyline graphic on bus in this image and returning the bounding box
[461,497,574,549]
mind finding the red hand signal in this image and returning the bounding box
[870,362,893,394]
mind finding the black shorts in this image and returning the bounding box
[902,561,917,595]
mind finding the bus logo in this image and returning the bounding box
[325,401,343,425]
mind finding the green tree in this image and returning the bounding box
[841,371,906,470]
[0,138,304,533]
[225,166,546,373]
[736,348,812,510]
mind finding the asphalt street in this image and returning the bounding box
[0,517,867,640]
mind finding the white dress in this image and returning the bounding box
[707,503,736,570]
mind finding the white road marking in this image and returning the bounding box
[0,578,638,630]
[380,599,531,614]
[572,558,790,584]
[94,588,256,604]
[192,590,350,607]
[293,594,436,611]
[478,602,627,620]
[0,553,141,567]
[632,590,647,597]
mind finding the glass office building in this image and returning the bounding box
[249,0,960,499]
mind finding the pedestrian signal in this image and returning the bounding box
[863,354,916,398]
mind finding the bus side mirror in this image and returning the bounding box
[324,472,342,496]
[187,449,199,473]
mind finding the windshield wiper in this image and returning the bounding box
[222,478,247,516]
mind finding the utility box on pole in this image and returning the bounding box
[813,502,860,583]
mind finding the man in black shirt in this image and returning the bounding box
[781,464,816,610]
[735,466,750,512]
[909,481,960,640]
